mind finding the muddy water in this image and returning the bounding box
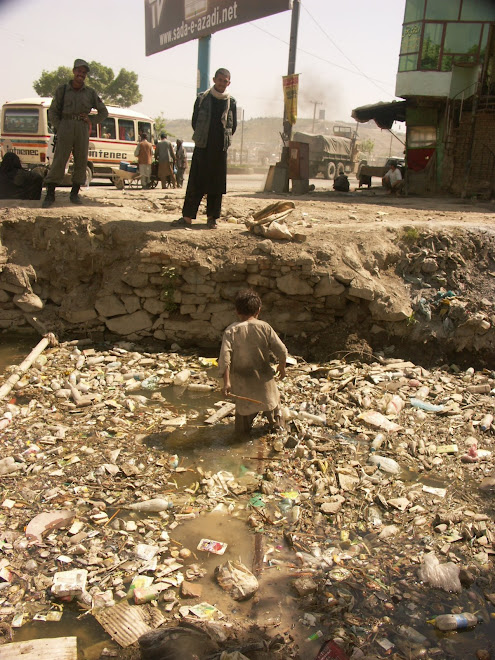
[2,337,495,658]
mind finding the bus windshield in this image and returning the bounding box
[4,108,41,134]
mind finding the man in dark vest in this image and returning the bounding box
[172,68,236,230]
[42,58,108,208]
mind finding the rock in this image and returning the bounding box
[321,495,345,514]
[121,270,149,288]
[276,273,313,296]
[180,581,202,598]
[292,576,317,596]
[13,291,44,312]
[95,295,127,318]
[105,311,153,335]
[314,274,346,297]
[421,258,438,273]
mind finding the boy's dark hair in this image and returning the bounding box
[235,289,261,316]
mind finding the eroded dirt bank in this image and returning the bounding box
[0,185,494,367]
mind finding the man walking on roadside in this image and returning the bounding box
[172,68,236,230]
[135,133,154,188]
[42,59,108,208]
[156,133,176,188]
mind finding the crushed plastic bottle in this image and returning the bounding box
[480,414,493,432]
[368,454,401,475]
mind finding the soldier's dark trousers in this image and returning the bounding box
[44,119,89,186]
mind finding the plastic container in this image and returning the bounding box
[368,454,401,475]
[432,612,480,631]
[480,414,493,431]
[370,433,385,451]
[119,161,129,171]
[173,369,191,386]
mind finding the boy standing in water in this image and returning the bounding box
[218,289,287,433]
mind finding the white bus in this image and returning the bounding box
[0,97,155,184]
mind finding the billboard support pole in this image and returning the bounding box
[197,35,211,94]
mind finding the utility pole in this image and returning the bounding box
[283,0,300,143]
[311,101,322,133]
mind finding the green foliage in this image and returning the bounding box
[33,66,73,97]
[33,62,142,108]
[160,267,179,312]
[360,138,375,156]
[153,113,173,138]
[402,226,420,243]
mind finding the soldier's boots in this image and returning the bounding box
[41,184,56,209]
[70,185,83,205]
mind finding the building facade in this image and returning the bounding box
[397,0,495,195]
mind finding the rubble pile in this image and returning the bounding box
[0,339,494,659]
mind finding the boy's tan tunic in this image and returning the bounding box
[218,319,288,416]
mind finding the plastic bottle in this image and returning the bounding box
[370,433,385,451]
[480,414,493,431]
[368,454,401,475]
[432,612,480,631]
[126,498,173,512]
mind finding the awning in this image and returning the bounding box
[351,100,407,130]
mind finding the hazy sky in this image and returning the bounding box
[0,0,406,122]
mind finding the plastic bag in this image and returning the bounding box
[215,560,259,600]
[418,551,461,592]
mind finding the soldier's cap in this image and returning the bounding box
[73,59,90,72]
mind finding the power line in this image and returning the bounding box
[248,21,395,92]
[300,3,395,99]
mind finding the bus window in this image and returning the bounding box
[119,119,135,141]
[138,121,152,140]
[4,108,40,134]
[100,117,116,139]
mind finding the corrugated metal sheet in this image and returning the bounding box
[94,599,165,647]
[0,636,77,659]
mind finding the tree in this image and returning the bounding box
[360,138,375,157]
[153,113,173,138]
[33,61,142,108]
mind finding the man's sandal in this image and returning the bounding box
[171,217,191,227]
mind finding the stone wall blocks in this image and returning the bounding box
[181,294,206,305]
[143,299,168,315]
[95,295,127,318]
[314,275,345,298]
[190,312,212,321]
[247,274,271,288]
[121,295,142,314]
[133,287,159,298]
[60,308,98,324]
[105,310,153,335]
[180,304,197,315]
[121,270,149,288]
[210,311,236,331]
[182,266,212,285]
[0,290,11,303]
[276,273,313,296]
[138,264,162,273]
[212,271,247,283]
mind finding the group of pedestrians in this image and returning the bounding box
[135,132,188,190]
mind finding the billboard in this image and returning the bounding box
[145,0,292,56]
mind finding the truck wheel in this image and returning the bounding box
[324,161,336,180]
[337,162,345,176]
[85,166,93,187]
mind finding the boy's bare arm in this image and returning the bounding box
[277,359,286,379]
[222,366,231,396]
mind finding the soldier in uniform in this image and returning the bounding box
[42,59,108,208]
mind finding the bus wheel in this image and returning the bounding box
[324,161,336,180]
[85,166,93,187]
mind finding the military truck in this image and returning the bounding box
[293,125,364,179]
